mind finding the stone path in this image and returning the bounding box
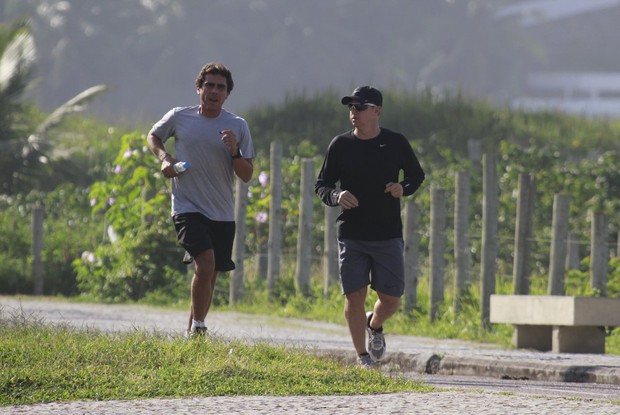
[3,391,620,415]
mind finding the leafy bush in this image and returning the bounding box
[0,196,31,293]
[38,185,101,295]
[73,132,188,301]
[0,185,100,296]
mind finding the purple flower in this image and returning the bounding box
[259,171,268,186]
[123,149,132,159]
[114,165,122,174]
[255,211,268,223]
[81,251,95,263]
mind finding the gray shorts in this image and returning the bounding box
[338,238,405,297]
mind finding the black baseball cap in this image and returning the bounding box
[341,86,383,106]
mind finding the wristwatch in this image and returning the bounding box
[232,148,243,159]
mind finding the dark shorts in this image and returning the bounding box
[172,212,236,272]
[338,238,405,297]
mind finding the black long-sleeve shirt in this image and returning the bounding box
[315,128,425,241]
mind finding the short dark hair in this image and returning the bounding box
[195,62,234,93]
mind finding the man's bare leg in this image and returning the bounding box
[344,286,368,355]
[187,249,217,331]
[368,291,400,330]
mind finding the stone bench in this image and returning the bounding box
[489,295,620,353]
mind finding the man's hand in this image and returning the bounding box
[220,129,239,157]
[337,190,359,209]
[160,154,180,178]
[384,182,403,198]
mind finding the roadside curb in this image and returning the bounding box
[316,349,442,374]
[315,349,620,386]
[439,355,620,385]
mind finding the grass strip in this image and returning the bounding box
[0,318,432,406]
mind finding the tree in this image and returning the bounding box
[0,19,108,194]
[0,19,36,193]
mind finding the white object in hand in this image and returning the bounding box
[173,161,190,174]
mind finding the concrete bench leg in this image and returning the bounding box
[553,326,606,354]
[512,325,552,351]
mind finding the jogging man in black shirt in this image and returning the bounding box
[315,86,425,367]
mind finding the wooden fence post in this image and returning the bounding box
[295,158,314,297]
[429,187,446,322]
[512,173,535,295]
[565,233,581,271]
[548,194,569,295]
[267,142,283,297]
[230,179,249,305]
[256,234,268,279]
[454,170,471,314]
[323,206,339,298]
[403,200,420,313]
[32,204,45,295]
[467,139,482,163]
[480,153,498,326]
[590,211,608,296]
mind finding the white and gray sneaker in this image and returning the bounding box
[357,353,374,369]
[185,326,207,339]
[366,311,386,361]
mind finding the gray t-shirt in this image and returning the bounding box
[150,105,254,221]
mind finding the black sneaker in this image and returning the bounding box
[366,311,386,361]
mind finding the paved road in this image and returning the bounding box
[2,297,620,414]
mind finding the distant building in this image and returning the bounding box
[498,0,620,118]
[512,72,620,118]
[496,0,620,26]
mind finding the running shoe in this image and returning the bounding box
[366,311,386,361]
[357,353,374,369]
[185,326,207,339]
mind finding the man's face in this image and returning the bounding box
[197,74,229,113]
[348,103,379,128]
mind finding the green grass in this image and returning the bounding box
[0,315,432,406]
[226,276,515,347]
[217,273,620,354]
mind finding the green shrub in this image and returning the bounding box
[73,132,189,301]
[0,186,99,296]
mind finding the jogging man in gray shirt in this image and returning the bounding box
[147,62,254,336]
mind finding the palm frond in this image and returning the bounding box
[22,84,109,162]
[0,29,36,95]
[35,84,109,136]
